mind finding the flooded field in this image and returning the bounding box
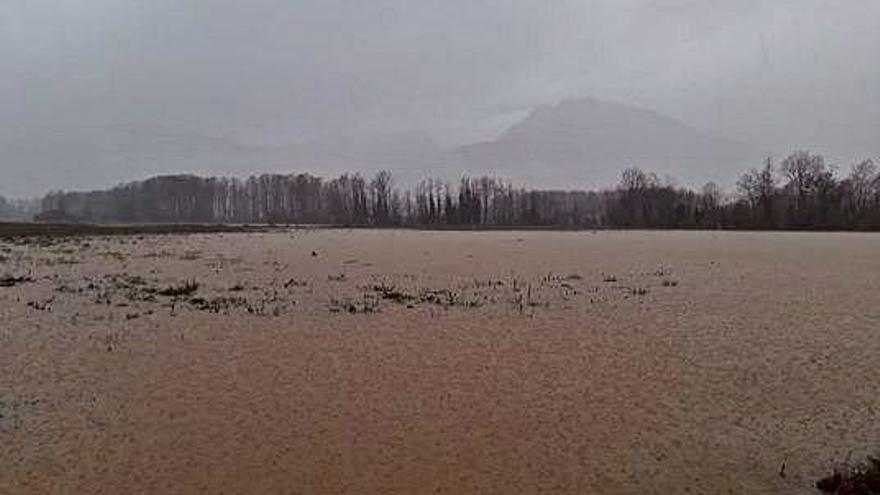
[1,229,878,494]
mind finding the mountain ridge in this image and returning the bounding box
[453,97,758,188]
[2,97,761,197]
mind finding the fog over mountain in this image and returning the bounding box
[3,98,758,194]
[455,98,756,188]
[2,0,878,197]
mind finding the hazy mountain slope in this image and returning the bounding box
[2,125,273,196]
[1,126,447,197]
[275,131,450,186]
[2,98,760,197]
[455,97,759,188]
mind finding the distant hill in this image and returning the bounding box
[2,98,761,197]
[1,124,271,196]
[454,97,758,188]
[272,130,449,187]
[1,125,448,197]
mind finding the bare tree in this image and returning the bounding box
[737,158,777,228]
[848,159,877,218]
[370,170,393,225]
[33,153,880,231]
[779,151,831,225]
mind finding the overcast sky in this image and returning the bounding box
[2,0,879,197]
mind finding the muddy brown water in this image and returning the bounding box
[1,230,878,494]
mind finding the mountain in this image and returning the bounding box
[1,124,271,197]
[2,98,760,197]
[1,126,446,197]
[454,97,758,188]
[275,130,449,186]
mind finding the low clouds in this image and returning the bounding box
[1,0,878,196]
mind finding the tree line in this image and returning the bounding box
[36,150,880,230]
[0,196,38,221]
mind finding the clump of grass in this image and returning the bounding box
[283,278,308,288]
[179,250,202,261]
[143,250,174,259]
[27,297,54,311]
[44,256,79,266]
[189,295,248,313]
[565,274,583,281]
[603,274,618,283]
[817,455,880,494]
[662,279,679,287]
[106,274,148,288]
[123,275,147,286]
[99,251,126,261]
[630,287,648,296]
[371,283,413,303]
[418,288,481,308]
[328,298,378,314]
[55,284,81,294]
[158,280,199,297]
[0,274,32,287]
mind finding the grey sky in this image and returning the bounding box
[2,0,878,197]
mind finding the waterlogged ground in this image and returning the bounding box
[1,229,878,494]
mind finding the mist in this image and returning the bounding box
[2,0,878,197]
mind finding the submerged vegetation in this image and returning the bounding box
[0,274,33,287]
[157,280,200,297]
[817,455,880,495]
